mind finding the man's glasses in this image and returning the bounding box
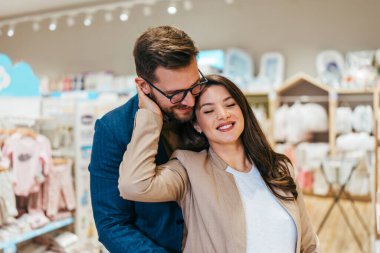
[142,69,208,104]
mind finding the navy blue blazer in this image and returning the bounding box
[89,95,183,253]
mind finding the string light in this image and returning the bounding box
[0,0,194,37]
[7,26,14,37]
[84,14,93,27]
[119,9,129,22]
[167,2,177,15]
[49,19,57,31]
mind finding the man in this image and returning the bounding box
[89,26,206,252]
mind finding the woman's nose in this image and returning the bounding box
[217,108,231,120]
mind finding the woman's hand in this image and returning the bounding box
[136,84,162,116]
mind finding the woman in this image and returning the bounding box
[118,75,319,253]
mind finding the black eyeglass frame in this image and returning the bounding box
[141,69,208,104]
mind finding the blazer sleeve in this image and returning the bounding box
[119,109,189,203]
[89,119,169,253]
[288,163,320,253]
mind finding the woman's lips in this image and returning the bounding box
[216,122,235,132]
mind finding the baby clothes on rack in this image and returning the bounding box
[286,102,309,144]
[335,107,353,134]
[274,102,328,143]
[302,103,328,132]
[336,132,374,152]
[0,156,10,171]
[352,105,373,134]
[0,170,18,225]
[45,160,76,217]
[2,133,52,196]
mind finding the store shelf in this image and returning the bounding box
[243,91,270,96]
[335,88,374,94]
[0,217,74,251]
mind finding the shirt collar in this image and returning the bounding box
[208,147,229,171]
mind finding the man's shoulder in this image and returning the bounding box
[98,95,138,130]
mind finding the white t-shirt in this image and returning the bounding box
[227,165,297,253]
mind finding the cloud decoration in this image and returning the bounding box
[0,66,11,91]
[0,53,40,97]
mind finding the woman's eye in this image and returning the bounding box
[226,103,236,107]
[203,110,213,114]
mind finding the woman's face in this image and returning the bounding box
[194,85,244,147]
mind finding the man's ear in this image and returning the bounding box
[135,77,151,95]
[193,121,202,134]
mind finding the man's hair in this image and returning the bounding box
[133,26,198,82]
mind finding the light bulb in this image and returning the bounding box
[84,14,93,26]
[167,2,177,15]
[7,26,14,37]
[49,19,57,31]
[120,10,129,22]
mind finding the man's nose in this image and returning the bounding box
[180,91,195,107]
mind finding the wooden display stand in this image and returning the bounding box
[244,91,275,146]
[272,72,374,202]
[373,88,380,240]
[274,72,332,148]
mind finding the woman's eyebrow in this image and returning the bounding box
[199,97,233,109]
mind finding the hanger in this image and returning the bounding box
[12,127,38,139]
[53,157,69,166]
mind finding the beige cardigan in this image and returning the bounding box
[119,109,319,253]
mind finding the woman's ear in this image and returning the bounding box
[135,77,151,95]
[193,122,202,134]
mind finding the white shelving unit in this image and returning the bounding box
[0,217,74,253]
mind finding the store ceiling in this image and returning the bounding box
[0,0,105,19]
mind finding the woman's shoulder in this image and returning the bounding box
[171,149,208,158]
[169,149,209,166]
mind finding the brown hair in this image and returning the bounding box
[180,75,298,201]
[133,26,198,82]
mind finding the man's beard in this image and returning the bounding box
[150,93,194,123]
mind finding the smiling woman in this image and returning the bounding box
[118,74,320,253]
[193,85,245,149]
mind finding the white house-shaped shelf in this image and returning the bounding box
[275,72,333,145]
[276,72,331,100]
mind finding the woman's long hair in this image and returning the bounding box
[179,74,298,201]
